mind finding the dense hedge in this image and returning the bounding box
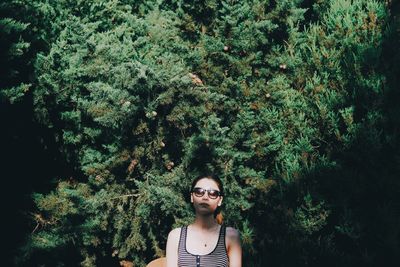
[1,0,399,266]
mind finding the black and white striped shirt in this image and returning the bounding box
[178,225,228,267]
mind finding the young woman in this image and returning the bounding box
[166,175,242,267]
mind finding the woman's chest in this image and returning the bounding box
[186,230,220,255]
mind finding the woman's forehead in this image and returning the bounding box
[195,178,219,189]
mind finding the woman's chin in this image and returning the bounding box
[195,207,214,216]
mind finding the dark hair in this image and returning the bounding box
[190,174,224,223]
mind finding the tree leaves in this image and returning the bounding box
[10,0,399,266]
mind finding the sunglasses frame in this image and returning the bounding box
[191,187,223,199]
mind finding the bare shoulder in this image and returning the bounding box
[225,227,242,265]
[226,226,240,238]
[167,227,182,242]
[166,227,182,264]
[226,226,241,243]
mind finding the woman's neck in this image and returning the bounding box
[193,214,219,231]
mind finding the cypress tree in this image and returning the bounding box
[5,0,398,266]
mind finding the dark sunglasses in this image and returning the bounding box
[191,187,222,199]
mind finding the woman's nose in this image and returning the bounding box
[202,193,210,200]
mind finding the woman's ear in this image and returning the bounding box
[190,194,193,203]
[218,196,223,206]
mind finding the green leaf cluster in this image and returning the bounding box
[4,0,399,266]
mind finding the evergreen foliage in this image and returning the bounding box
[0,1,31,103]
[2,0,399,266]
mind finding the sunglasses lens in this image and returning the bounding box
[208,190,219,199]
[193,188,205,197]
[192,188,220,199]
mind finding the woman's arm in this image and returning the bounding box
[226,227,242,267]
[166,228,180,267]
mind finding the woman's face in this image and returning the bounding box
[191,178,223,216]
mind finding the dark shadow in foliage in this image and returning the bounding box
[1,4,64,267]
[185,135,217,173]
[0,93,74,267]
[0,2,83,266]
[319,3,400,265]
[243,3,400,266]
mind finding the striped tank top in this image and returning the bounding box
[178,225,228,267]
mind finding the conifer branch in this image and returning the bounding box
[110,193,140,200]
